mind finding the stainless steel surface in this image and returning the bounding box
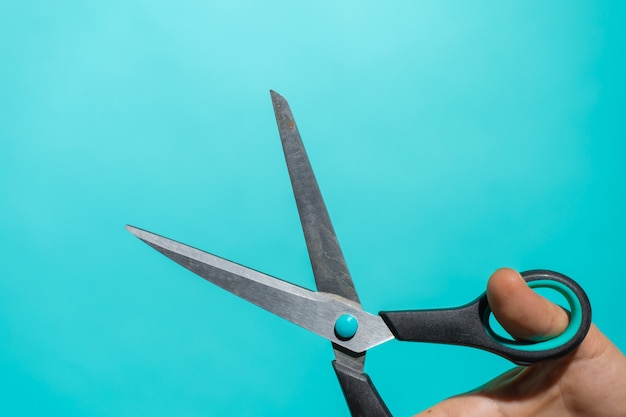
[271,91,360,305]
[127,225,394,353]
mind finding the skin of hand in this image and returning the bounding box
[414,268,626,417]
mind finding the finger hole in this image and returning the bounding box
[484,280,583,352]
[487,313,515,341]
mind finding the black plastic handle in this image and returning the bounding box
[332,361,392,417]
[379,270,592,366]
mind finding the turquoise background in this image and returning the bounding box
[1,1,624,415]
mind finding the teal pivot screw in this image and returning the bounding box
[335,314,359,340]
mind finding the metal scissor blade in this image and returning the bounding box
[270,91,360,305]
[126,225,394,353]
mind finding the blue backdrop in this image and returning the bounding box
[1,1,624,416]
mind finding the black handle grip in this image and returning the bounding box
[332,361,392,417]
[379,270,592,366]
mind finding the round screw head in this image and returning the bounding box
[334,314,359,340]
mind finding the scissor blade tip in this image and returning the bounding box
[270,90,287,104]
[125,225,152,241]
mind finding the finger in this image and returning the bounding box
[413,395,500,417]
[487,268,570,341]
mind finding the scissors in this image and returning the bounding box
[127,91,592,417]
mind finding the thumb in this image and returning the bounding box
[487,268,570,341]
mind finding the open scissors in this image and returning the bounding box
[127,91,592,416]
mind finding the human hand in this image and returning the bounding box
[415,268,626,417]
